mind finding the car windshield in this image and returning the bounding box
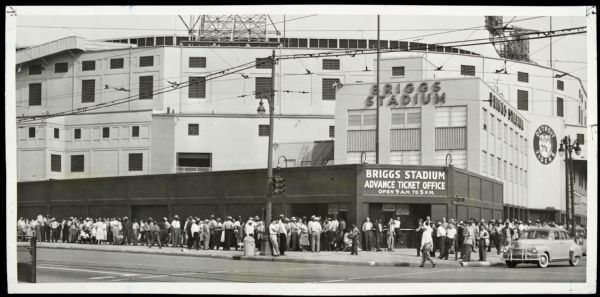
[521,230,549,239]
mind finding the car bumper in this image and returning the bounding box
[502,249,542,262]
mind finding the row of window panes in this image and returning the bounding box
[28,56,155,75]
[28,76,340,106]
[28,126,140,139]
[187,123,335,138]
[50,153,142,172]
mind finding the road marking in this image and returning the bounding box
[88,276,115,280]
[38,265,133,276]
[170,272,200,276]
[207,270,230,274]
[138,274,169,279]
[319,268,454,283]
[282,267,331,271]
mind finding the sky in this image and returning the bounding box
[9,6,590,81]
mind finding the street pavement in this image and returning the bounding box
[33,243,586,283]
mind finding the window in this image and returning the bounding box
[557,80,564,91]
[54,128,59,139]
[392,66,405,76]
[255,77,272,99]
[28,127,36,138]
[577,133,584,145]
[177,153,211,168]
[188,77,206,98]
[557,97,564,117]
[322,59,340,70]
[482,108,488,130]
[435,106,467,150]
[82,60,96,71]
[132,126,140,137]
[139,76,153,99]
[81,79,95,103]
[71,155,84,172]
[435,106,467,127]
[391,108,421,128]
[74,128,81,139]
[29,64,42,75]
[322,78,340,100]
[258,124,270,136]
[188,124,199,136]
[517,71,529,83]
[256,57,272,69]
[102,127,110,138]
[139,56,154,67]
[329,125,335,138]
[517,90,528,111]
[189,57,207,68]
[50,154,61,172]
[460,65,475,76]
[110,58,124,69]
[28,83,42,106]
[490,114,495,135]
[128,153,143,171]
[55,62,68,73]
[348,110,377,130]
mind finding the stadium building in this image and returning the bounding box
[15,18,588,225]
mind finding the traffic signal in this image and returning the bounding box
[271,177,286,195]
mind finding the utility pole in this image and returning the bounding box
[375,15,381,164]
[260,49,276,256]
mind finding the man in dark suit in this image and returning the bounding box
[415,219,424,256]
[457,221,465,259]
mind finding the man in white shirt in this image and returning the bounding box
[393,217,401,249]
[244,217,255,238]
[278,217,288,256]
[362,217,373,251]
[269,219,280,256]
[419,221,436,268]
[190,219,200,250]
[436,221,447,259]
[442,223,456,260]
[171,215,181,248]
[308,216,322,252]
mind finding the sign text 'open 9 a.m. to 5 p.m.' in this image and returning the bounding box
[363,169,448,197]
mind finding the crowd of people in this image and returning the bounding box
[413,217,587,267]
[17,214,586,263]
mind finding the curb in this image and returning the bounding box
[37,244,504,268]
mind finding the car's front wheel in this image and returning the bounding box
[569,256,580,266]
[537,254,549,268]
[506,261,517,268]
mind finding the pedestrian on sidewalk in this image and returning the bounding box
[361,217,373,252]
[269,218,280,256]
[437,221,447,259]
[202,219,210,250]
[288,217,299,251]
[442,222,456,260]
[308,216,322,252]
[132,219,139,246]
[148,218,162,249]
[223,216,234,251]
[278,216,288,256]
[478,224,489,261]
[337,217,346,250]
[255,217,264,251]
[393,216,401,249]
[298,218,309,252]
[415,219,424,257]
[215,218,224,250]
[462,220,474,262]
[122,217,131,245]
[191,219,200,250]
[208,215,217,250]
[386,218,395,251]
[349,224,360,255]
[235,216,244,251]
[419,221,436,268]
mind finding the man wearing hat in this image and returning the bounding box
[277,216,288,256]
[223,216,234,251]
[44,215,52,242]
[501,220,512,249]
[171,215,181,248]
[308,216,322,252]
[122,217,131,245]
[49,218,59,242]
[244,216,256,239]
[208,215,217,250]
[415,219,424,256]
[254,216,264,251]
[289,217,299,251]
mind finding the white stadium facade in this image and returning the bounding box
[15,29,589,224]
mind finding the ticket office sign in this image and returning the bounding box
[363,169,448,197]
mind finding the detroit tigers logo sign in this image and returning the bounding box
[533,125,557,165]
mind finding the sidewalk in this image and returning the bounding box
[36,242,506,268]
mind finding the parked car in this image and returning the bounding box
[502,227,583,268]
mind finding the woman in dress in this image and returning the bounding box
[97,218,107,244]
[91,219,97,244]
[298,218,310,252]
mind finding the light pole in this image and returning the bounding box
[257,50,277,256]
[558,135,581,237]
